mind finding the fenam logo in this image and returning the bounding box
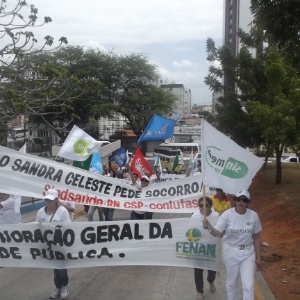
[205,146,248,179]
[185,228,204,242]
[176,228,216,258]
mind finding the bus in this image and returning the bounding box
[157,142,200,156]
[153,147,185,173]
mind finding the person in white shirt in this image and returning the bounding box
[60,201,76,221]
[0,193,21,224]
[36,189,71,300]
[203,189,262,300]
[192,196,219,300]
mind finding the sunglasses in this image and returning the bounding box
[235,197,250,203]
[141,179,149,183]
[199,204,210,208]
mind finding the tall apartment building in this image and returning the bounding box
[222,0,257,99]
[224,0,255,56]
[160,83,192,119]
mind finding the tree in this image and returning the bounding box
[204,38,264,148]
[27,46,111,141]
[0,0,68,144]
[205,1,300,184]
[247,47,299,183]
[15,47,177,142]
[250,0,300,68]
[65,49,177,135]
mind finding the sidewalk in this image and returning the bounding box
[14,206,275,300]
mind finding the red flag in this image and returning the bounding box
[130,148,153,179]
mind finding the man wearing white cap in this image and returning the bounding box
[203,188,262,300]
[36,189,71,299]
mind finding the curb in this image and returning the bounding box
[254,272,276,300]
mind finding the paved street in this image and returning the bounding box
[0,207,274,300]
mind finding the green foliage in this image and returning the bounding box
[250,0,300,67]
[247,48,299,146]
[205,38,264,148]
[0,0,69,146]
[205,1,300,184]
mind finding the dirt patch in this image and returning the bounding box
[249,164,300,300]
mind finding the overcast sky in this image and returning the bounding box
[27,0,224,105]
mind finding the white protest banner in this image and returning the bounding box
[201,119,263,195]
[0,218,221,271]
[58,125,106,161]
[0,146,202,213]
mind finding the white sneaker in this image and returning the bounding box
[60,285,69,300]
[196,292,203,300]
[49,288,60,299]
[209,282,216,293]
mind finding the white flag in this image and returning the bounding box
[201,119,263,195]
[58,125,104,161]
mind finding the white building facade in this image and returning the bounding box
[160,84,192,119]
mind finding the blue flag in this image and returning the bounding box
[90,152,103,174]
[137,114,177,144]
[111,146,127,168]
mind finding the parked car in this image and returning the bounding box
[282,156,300,163]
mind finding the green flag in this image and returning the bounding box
[72,155,93,170]
[172,152,179,172]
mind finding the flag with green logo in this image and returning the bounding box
[172,152,179,172]
[201,119,263,194]
[58,125,105,161]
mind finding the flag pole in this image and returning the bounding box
[200,117,207,222]
[129,119,152,166]
[127,114,156,166]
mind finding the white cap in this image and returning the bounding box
[44,189,58,201]
[235,189,250,200]
[141,175,150,182]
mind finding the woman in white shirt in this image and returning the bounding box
[203,189,262,300]
[192,196,219,300]
[36,189,71,300]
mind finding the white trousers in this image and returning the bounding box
[223,243,255,300]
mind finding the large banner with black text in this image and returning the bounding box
[0,146,202,213]
[0,218,221,270]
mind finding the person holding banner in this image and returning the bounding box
[36,189,71,300]
[203,189,262,300]
[0,193,21,224]
[128,165,149,220]
[103,169,116,221]
[192,196,219,300]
